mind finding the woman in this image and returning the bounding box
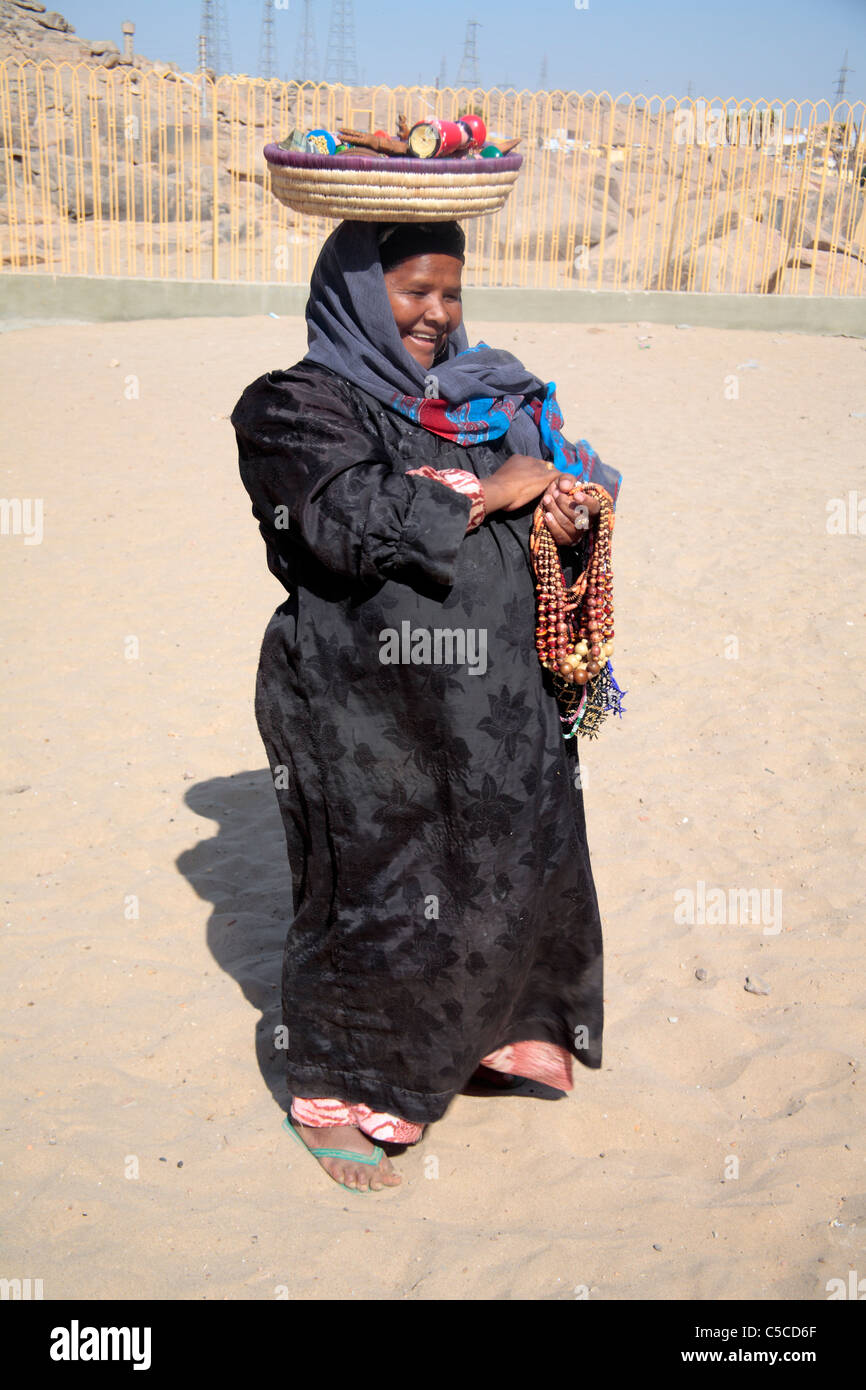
[231,219,621,1193]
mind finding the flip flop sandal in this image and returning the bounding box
[282,1115,386,1194]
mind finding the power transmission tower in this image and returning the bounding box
[199,0,233,76]
[258,0,278,80]
[199,0,214,72]
[834,50,852,101]
[295,0,319,82]
[324,0,359,86]
[538,54,548,90]
[215,0,232,72]
[456,20,481,85]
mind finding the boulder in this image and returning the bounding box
[764,248,842,295]
[35,11,72,31]
[572,230,632,286]
[675,242,726,292]
[226,159,267,187]
[499,169,633,261]
[799,186,856,252]
[590,170,623,205]
[46,156,202,222]
[0,6,31,38]
[88,39,118,56]
[700,207,741,242]
[10,1,47,11]
[2,228,47,266]
[217,213,252,241]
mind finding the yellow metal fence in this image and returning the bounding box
[2,62,865,296]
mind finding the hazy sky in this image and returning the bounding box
[62,0,866,102]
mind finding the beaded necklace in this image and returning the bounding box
[529,479,626,740]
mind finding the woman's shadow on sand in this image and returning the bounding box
[178,769,292,1111]
[177,769,565,1114]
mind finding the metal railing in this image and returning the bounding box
[2,61,865,295]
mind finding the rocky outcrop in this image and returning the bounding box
[2,12,860,291]
[0,0,175,70]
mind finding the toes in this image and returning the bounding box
[296,1124,401,1191]
[328,1159,358,1190]
[348,1163,367,1190]
[377,1155,402,1187]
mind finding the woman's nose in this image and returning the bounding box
[423,296,450,325]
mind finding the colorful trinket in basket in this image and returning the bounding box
[264,109,521,221]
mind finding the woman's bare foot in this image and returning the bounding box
[291,1121,403,1191]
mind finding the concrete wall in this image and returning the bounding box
[2,272,865,335]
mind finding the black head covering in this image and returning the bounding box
[377,221,466,272]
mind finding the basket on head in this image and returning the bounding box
[263,145,523,222]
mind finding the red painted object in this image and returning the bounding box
[457,113,487,149]
[407,118,470,158]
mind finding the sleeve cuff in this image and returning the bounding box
[405,466,486,532]
[360,470,474,588]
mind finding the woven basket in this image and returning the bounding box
[263,144,522,222]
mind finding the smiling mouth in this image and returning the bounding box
[408,332,440,348]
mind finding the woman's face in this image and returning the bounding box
[383,253,463,370]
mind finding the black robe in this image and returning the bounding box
[231,360,604,1126]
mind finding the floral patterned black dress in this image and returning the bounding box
[231,359,604,1127]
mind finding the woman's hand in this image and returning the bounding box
[481,457,600,545]
[480,455,561,514]
[540,473,600,546]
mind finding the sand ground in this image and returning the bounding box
[1,311,865,1301]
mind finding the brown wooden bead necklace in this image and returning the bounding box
[529,477,624,739]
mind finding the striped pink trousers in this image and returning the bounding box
[290,1041,574,1143]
